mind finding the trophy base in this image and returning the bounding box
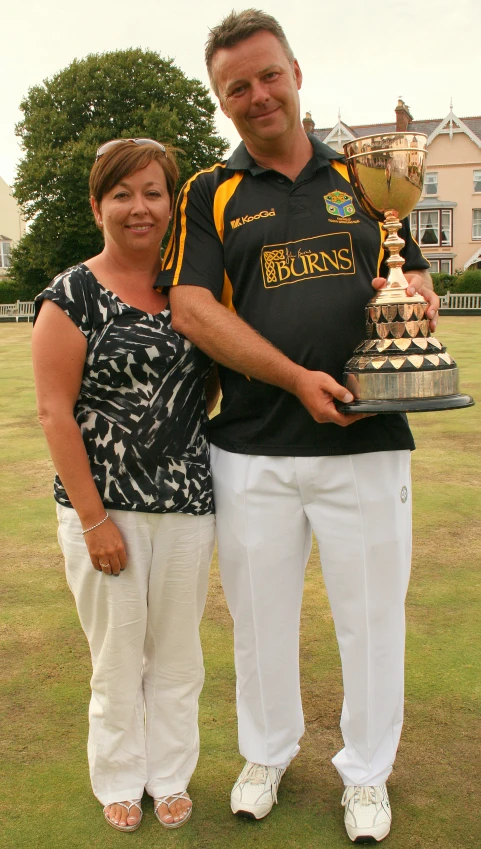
[339,393,475,414]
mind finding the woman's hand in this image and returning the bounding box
[83,516,128,575]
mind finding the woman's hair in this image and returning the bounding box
[205,9,295,97]
[89,141,179,208]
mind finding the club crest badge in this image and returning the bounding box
[324,190,356,218]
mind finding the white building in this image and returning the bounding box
[0,176,26,278]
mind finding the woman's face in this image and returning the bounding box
[91,160,172,255]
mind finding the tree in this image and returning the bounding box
[12,49,228,295]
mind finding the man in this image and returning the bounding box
[161,9,438,843]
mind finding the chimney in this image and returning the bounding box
[395,98,413,132]
[302,111,315,135]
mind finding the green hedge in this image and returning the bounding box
[431,272,454,295]
[0,279,29,305]
[432,270,481,295]
[452,270,481,294]
[0,275,42,304]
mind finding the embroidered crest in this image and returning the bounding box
[324,190,356,218]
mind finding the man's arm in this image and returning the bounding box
[169,285,367,426]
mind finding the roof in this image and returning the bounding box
[314,117,481,144]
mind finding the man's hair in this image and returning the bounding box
[205,8,295,97]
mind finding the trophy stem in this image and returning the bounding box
[383,209,407,289]
[374,210,425,305]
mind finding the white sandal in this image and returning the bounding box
[154,792,192,829]
[103,799,143,832]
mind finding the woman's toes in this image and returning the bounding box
[158,803,174,823]
[105,801,140,828]
[171,798,192,821]
[106,803,120,824]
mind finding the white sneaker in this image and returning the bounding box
[230,761,286,819]
[341,783,392,843]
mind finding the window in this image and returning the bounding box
[409,212,417,240]
[420,211,438,244]
[473,210,481,240]
[410,209,452,247]
[0,241,11,268]
[441,211,451,245]
[427,259,452,274]
[424,172,438,195]
[474,170,481,193]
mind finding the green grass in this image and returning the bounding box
[1,320,480,849]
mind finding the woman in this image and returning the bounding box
[32,139,217,832]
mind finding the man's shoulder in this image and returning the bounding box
[181,159,248,202]
[183,161,229,190]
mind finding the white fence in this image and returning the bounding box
[439,292,481,310]
[1,294,480,321]
[0,300,35,321]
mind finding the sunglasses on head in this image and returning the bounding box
[95,138,167,161]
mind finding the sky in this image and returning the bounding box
[1,0,479,187]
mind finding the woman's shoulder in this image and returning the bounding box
[34,263,111,332]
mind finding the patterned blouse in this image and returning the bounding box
[34,264,214,515]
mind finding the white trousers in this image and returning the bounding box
[210,447,412,787]
[57,505,215,805]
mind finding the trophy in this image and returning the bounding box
[339,133,474,412]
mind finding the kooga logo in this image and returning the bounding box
[230,208,276,229]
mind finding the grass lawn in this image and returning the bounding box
[1,319,480,849]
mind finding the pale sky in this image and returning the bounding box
[1,0,479,188]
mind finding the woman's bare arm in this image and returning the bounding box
[32,300,127,574]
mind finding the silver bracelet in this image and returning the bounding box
[82,512,109,535]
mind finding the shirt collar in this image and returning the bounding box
[225,132,344,176]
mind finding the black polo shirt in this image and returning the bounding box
[161,135,429,456]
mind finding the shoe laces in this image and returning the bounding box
[243,762,271,785]
[242,763,282,803]
[341,785,382,807]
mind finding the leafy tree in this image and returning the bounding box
[12,49,228,294]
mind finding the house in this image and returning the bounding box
[0,176,26,278]
[306,100,481,274]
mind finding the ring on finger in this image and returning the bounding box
[99,562,110,568]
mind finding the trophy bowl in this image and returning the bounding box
[339,132,474,413]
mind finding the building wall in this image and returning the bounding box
[0,176,26,277]
[421,134,481,271]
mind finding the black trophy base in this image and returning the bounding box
[338,393,475,414]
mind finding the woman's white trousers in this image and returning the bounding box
[57,505,215,805]
[210,447,412,787]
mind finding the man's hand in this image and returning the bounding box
[372,270,439,332]
[292,370,371,426]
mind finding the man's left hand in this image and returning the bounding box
[371,270,439,332]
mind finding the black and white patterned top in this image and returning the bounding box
[34,263,214,515]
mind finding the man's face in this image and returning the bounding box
[211,30,302,150]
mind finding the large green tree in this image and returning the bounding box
[12,49,228,296]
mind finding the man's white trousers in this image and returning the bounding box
[210,447,412,787]
[57,505,215,805]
